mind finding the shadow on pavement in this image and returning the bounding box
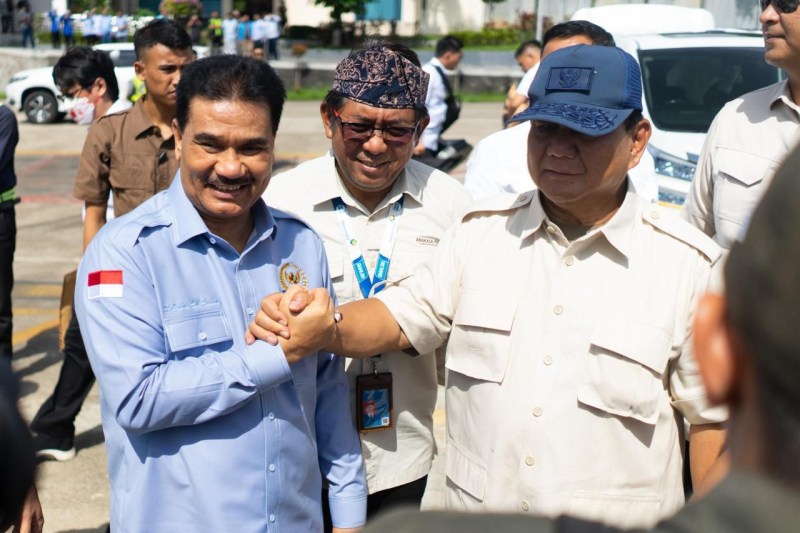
[75,424,105,453]
[13,326,63,389]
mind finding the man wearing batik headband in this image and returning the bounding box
[264,39,472,528]
[682,0,800,250]
[253,44,728,528]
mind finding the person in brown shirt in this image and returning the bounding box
[74,18,194,251]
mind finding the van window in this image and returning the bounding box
[639,48,784,133]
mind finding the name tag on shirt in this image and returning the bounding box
[356,372,394,433]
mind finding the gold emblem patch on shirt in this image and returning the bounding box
[279,263,309,291]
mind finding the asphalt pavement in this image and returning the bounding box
[8,100,506,532]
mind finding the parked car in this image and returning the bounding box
[572,6,783,208]
[4,43,208,125]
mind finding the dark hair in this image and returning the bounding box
[323,39,429,122]
[624,110,644,131]
[515,39,542,58]
[52,46,120,101]
[176,55,286,134]
[435,35,464,57]
[542,20,616,50]
[133,19,192,60]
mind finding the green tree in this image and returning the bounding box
[315,0,369,30]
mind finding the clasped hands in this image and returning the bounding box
[245,285,337,363]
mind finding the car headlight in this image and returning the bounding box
[649,147,696,181]
[9,74,29,84]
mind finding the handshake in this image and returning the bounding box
[245,285,339,364]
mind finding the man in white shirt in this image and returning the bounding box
[250,13,267,49]
[82,9,97,45]
[97,7,112,43]
[114,10,129,42]
[465,21,659,203]
[415,35,464,156]
[681,0,800,250]
[503,39,541,123]
[264,11,281,60]
[263,39,472,531]
[221,11,238,55]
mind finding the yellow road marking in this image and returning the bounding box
[12,318,60,346]
[12,308,58,316]
[433,409,446,425]
[17,284,62,297]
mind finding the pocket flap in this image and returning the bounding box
[716,148,772,187]
[324,245,344,279]
[590,320,672,374]
[453,290,517,332]
[445,439,487,501]
[165,310,232,352]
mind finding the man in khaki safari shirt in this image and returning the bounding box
[263,40,472,525]
[251,45,728,529]
[681,0,800,250]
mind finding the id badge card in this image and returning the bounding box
[356,372,394,433]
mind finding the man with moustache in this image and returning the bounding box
[75,55,367,532]
[682,0,800,250]
[251,45,727,529]
[264,40,472,528]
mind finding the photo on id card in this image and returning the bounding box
[356,372,394,432]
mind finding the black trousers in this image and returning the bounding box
[322,475,428,532]
[30,311,94,441]
[0,206,15,360]
[51,31,59,48]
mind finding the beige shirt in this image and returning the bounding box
[376,184,727,528]
[265,152,473,493]
[681,79,800,250]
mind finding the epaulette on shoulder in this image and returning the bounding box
[462,191,534,221]
[643,208,721,264]
[111,203,172,249]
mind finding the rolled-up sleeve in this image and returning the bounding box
[314,242,367,528]
[376,222,462,355]
[76,232,293,436]
[669,257,728,425]
[74,118,112,205]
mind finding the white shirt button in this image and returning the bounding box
[247,307,254,315]
[547,225,557,234]
[543,356,553,366]
[198,332,207,341]
[525,456,535,466]
[565,256,575,266]
[209,237,217,244]
[268,412,275,420]
[269,464,276,472]
[521,500,530,511]
[369,260,376,268]
[553,305,563,315]
[533,407,543,417]
[269,514,275,522]
[651,210,660,220]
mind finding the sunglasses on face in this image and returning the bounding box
[332,109,419,147]
[760,0,800,14]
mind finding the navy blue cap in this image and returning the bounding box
[511,44,643,136]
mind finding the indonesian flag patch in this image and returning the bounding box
[88,270,123,299]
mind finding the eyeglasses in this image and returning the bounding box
[57,85,89,102]
[760,0,800,14]
[332,109,419,147]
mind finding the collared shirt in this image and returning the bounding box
[222,17,238,40]
[376,183,727,528]
[515,62,539,99]
[251,19,267,41]
[75,176,367,532]
[265,152,472,493]
[96,14,111,34]
[82,15,95,35]
[682,79,800,250]
[74,96,179,217]
[422,57,448,151]
[0,105,19,196]
[464,123,660,202]
[264,15,281,39]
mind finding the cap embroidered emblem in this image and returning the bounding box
[546,67,594,92]
[279,263,309,291]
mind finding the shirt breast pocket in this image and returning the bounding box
[445,290,518,383]
[164,310,233,355]
[578,320,672,425]
[109,154,153,190]
[715,149,775,227]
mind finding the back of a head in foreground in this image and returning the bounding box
[725,143,800,485]
[176,55,286,135]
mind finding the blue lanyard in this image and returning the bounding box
[331,196,405,299]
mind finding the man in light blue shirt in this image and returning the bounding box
[75,55,367,532]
